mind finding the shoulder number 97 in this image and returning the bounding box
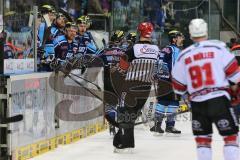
[189,63,215,89]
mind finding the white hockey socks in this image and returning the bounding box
[197,147,212,160]
[223,135,239,160]
[224,146,239,160]
[195,135,212,160]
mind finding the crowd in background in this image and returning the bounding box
[2,0,240,62]
[1,0,112,61]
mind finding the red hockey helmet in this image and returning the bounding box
[137,22,154,38]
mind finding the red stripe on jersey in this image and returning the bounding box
[172,78,187,92]
[225,59,239,77]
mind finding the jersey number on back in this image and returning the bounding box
[189,63,215,89]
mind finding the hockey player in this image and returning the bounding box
[80,15,99,50]
[104,30,125,64]
[43,12,66,58]
[229,83,240,118]
[54,22,79,61]
[121,32,137,51]
[126,32,137,44]
[172,18,240,160]
[76,16,97,54]
[150,30,184,134]
[230,45,240,118]
[231,44,240,63]
[38,5,56,51]
[51,13,66,39]
[111,22,160,152]
[104,30,125,135]
[37,5,57,71]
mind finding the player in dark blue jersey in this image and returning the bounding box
[42,12,66,61]
[76,16,97,54]
[54,22,79,60]
[103,30,126,136]
[37,5,56,50]
[103,30,126,65]
[50,13,66,39]
[37,5,56,71]
[121,32,137,51]
[150,30,184,134]
[81,15,98,49]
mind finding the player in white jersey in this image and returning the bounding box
[172,18,240,160]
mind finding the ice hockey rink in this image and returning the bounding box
[30,112,234,160]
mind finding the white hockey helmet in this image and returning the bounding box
[189,18,208,38]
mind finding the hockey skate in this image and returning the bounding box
[165,126,181,136]
[113,127,135,153]
[150,125,164,136]
[113,146,134,154]
[150,121,164,136]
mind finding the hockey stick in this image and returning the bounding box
[41,14,52,48]
[134,109,190,127]
[119,104,191,129]
[69,72,102,91]
[59,8,74,22]
[83,38,109,65]
[61,70,103,101]
[40,8,73,58]
[0,114,23,124]
[52,58,102,91]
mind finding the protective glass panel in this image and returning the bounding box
[3,0,36,74]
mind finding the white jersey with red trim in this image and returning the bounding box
[172,40,240,102]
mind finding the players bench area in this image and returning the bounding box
[0,3,111,160]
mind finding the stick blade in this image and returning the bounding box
[1,114,23,124]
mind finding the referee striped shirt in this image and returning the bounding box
[125,41,160,82]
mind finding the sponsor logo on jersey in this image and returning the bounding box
[105,49,124,55]
[192,120,201,129]
[140,45,158,54]
[217,119,230,128]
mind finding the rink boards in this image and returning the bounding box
[13,122,108,160]
[0,68,106,160]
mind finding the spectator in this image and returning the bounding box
[6,37,23,54]
[23,39,33,58]
[3,34,15,59]
[88,0,110,15]
[101,0,111,15]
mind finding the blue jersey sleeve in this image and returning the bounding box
[161,46,173,72]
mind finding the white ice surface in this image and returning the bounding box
[30,113,239,160]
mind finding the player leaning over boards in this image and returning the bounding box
[172,18,240,160]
